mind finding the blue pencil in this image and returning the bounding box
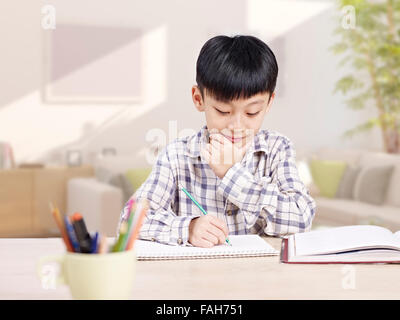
[64,216,80,253]
[90,232,99,254]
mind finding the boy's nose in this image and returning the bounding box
[228,115,243,131]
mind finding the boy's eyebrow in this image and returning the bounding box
[244,99,265,107]
[215,99,265,108]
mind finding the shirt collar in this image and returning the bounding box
[186,125,270,159]
[185,125,209,158]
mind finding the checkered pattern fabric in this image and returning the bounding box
[118,125,316,246]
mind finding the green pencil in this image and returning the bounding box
[179,184,232,246]
[113,221,128,252]
[120,202,136,250]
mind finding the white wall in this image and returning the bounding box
[0,0,384,168]
[262,0,383,156]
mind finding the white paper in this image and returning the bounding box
[294,225,400,256]
[135,235,278,260]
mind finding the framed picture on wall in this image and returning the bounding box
[42,24,143,104]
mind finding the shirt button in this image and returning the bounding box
[151,238,155,242]
[227,209,232,215]
[177,238,183,245]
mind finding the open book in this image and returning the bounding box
[280,225,400,264]
[135,235,278,260]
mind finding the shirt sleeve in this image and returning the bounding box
[117,146,194,246]
[216,138,316,237]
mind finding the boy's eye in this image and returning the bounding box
[215,108,229,115]
[247,112,260,116]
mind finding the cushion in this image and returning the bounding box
[314,196,400,232]
[95,167,134,203]
[125,167,152,192]
[353,165,394,206]
[109,174,134,204]
[358,151,400,167]
[95,166,114,183]
[309,160,347,198]
[335,165,361,199]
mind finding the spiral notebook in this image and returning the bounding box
[135,235,278,260]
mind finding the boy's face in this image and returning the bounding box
[192,86,274,147]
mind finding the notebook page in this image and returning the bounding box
[135,235,278,260]
[294,225,400,256]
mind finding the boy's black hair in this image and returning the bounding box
[196,35,278,103]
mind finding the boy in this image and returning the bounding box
[119,35,316,248]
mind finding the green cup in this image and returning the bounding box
[36,250,136,300]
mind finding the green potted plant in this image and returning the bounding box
[332,0,400,153]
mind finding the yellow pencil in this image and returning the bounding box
[49,202,74,252]
[98,235,108,254]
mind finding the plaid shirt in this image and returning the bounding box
[118,125,316,246]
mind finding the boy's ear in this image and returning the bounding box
[192,85,205,112]
[265,92,275,113]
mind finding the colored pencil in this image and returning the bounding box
[125,199,149,251]
[71,212,92,253]
[64,216,80,253]
[111,197,136,252]
[126,197,135,219]
[112,221,128,252]
[98,235,108,254]
[179,184,232,246]
[120,202,137,251]
[49,202,73,252]
[90,232,99,254]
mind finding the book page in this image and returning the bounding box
[294,225,400,256]
[135,235,278,260]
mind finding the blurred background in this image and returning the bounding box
[0,0,399,237]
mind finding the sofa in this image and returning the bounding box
[67,155,151,236]
[297,147,400,232]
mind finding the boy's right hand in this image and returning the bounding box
[188,215,229,248]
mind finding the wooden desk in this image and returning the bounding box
[1,237,399,299]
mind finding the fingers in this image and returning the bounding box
[206,223,227,245]
[209,140,220,158]
[209,215,229,237]
[198,237,214,248]
[209,139,220,153]
[209,141,223,165]
[189,215,230,247]
[201,144,220,165]
[204,230,219,245]
[209,133,227,145]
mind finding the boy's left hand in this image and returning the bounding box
[201,133,252,179]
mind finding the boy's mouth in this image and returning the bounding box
[222,134,245,143]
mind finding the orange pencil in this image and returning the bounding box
[125,199,149,251]
[49,202,74,252]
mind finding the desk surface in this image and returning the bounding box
[1,237,399,299]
